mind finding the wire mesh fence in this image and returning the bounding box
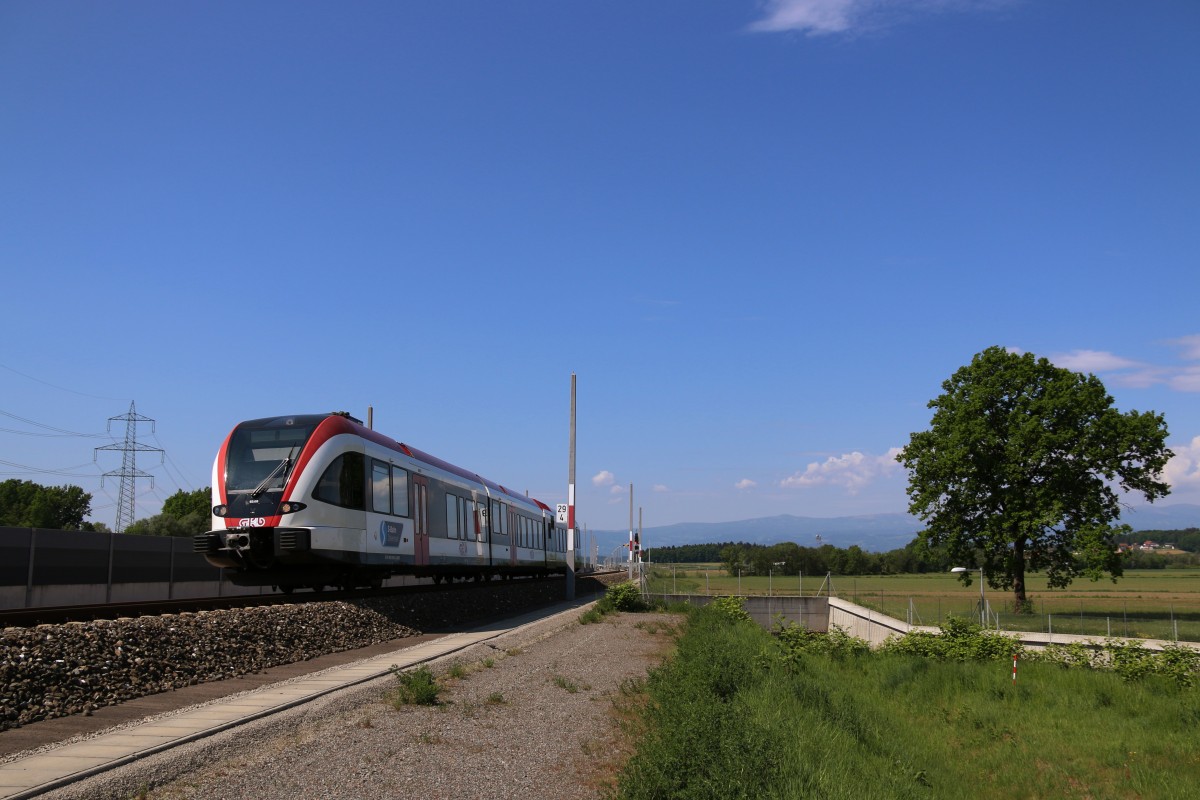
[642,566,1200,643]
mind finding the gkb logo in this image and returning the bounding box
[238,517,266,528]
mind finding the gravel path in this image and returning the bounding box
[40,608,678,800]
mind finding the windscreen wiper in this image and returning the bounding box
[251,445,297,498]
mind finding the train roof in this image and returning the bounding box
[234,413,549,510]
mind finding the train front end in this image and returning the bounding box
[193,413,330,586]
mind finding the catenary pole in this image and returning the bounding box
[628,484,634,580]
[567,372,576,599]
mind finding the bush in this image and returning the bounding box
[776,621,870,663]
[599,581,649,613]
[709,595,752,624]
[580,580,652,623]
[388,665,440,706]
[879,615,1024,663]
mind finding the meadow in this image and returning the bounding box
[642,565,1200,642]
[615,602,1200,800]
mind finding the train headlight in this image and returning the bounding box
[279,502,307,514]
[212,505,229,517]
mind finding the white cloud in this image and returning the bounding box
[653,484,670,493]
[1169,366,1200,393]
[1050,349,1141,373]
[1170,334,1200,361]
[747,0,1015,36]
[1164,436,1200,492]
[780,447,903,493]
[1036,337,1200,393]
[735,478,758,490]
[592,470,616,487]
[610,485,625,495]
[747,0,857,35]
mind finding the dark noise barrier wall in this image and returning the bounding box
[0,526,232,609]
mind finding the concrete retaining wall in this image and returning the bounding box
[647,593,829,631]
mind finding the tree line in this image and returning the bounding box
[647,540,951,576]
[1116,527,1200,553]
[0,479,210,536]
[648,533,1200,576]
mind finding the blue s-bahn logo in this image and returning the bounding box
[380,520,404,548]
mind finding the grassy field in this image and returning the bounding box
[643,564,1200,642]
[616,604,1200,800]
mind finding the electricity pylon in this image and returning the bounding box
[94,401,163,532]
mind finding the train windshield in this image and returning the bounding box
[225,416,321,494]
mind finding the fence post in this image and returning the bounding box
[106,531,115,604]
[25,528,36,608]
[168,537,176,600]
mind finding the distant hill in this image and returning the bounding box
[590,513,922,555]
[586,504,1200,555]
[1116,503,1200,533]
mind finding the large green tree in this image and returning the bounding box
[897,346,1173,609]
[0,479,93,529]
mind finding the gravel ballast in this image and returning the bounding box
[37,607,678,800]
[0,577,616,733]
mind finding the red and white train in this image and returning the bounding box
[194,412,568,592]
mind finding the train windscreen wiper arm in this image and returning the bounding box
[250,446,296,498]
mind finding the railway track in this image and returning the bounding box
[0,574,592,628]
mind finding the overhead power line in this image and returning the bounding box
[0,459,102,478]
[0,410,111,438]
[0,362,130,402]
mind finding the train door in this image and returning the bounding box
[509,507,519,566]
[413,475,430,566]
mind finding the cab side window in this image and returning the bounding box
[313,452,365,510]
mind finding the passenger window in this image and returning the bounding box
[392,467,410,517]
[462,499,474,539]
[371,460,390,513]
[446,495,459,538]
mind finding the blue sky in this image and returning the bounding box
[2,0,1198,533]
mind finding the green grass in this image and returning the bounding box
[645,567,1200,641]
[615,606,1200,800]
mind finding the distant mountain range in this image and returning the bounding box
[586,504,1200,555]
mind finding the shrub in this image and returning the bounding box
[1036,642,1100,670]
[709,595,752,624]
[880,615,1024,663]
[578,607,604,625]
[602,581,649,612]
[776,621,870,663]
[1155,643,1200,688]
[389,665,440,707]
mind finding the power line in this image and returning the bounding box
[0,410,111,438]
[0,362,130,402]
[0,459,103,477]
[151,432,196,491]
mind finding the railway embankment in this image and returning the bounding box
[1,576,613,732]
